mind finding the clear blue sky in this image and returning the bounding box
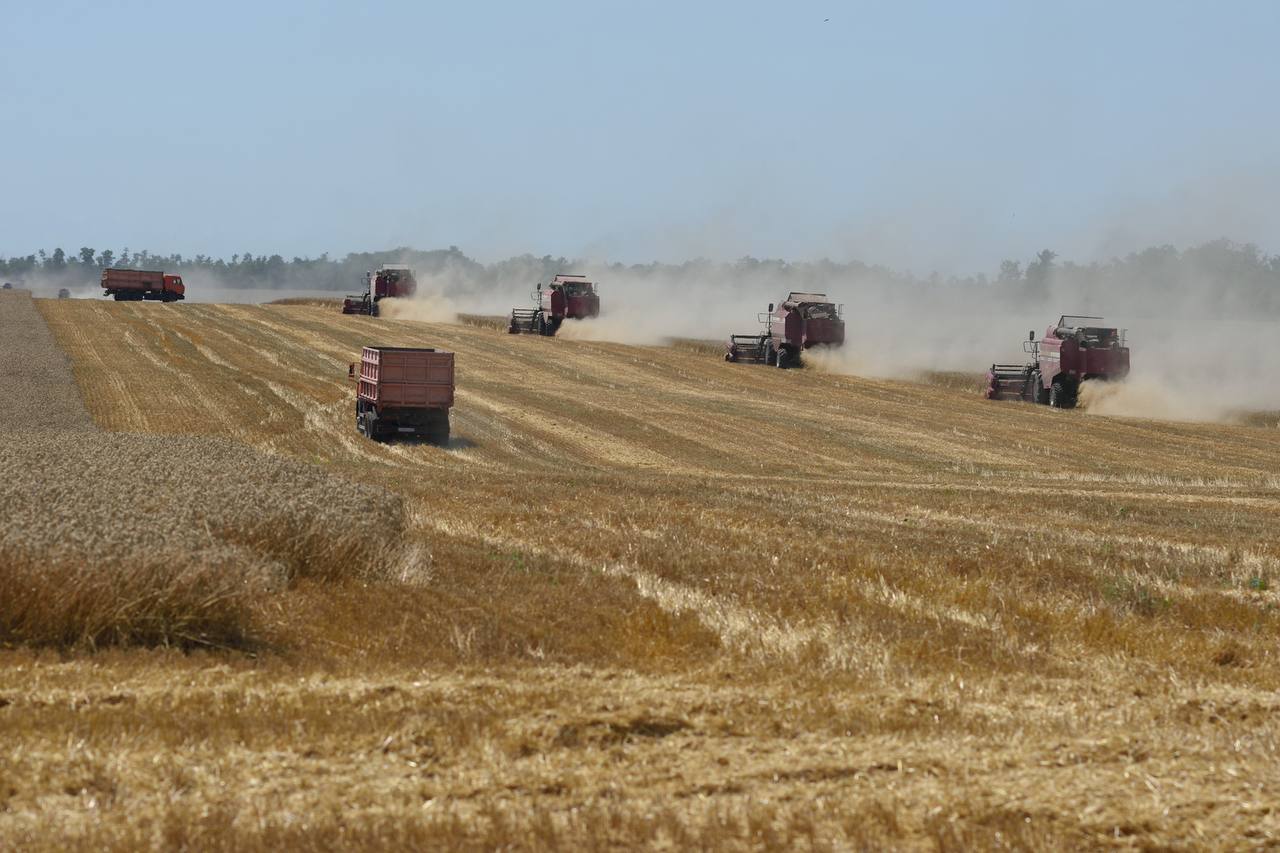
[2,0,1277,273]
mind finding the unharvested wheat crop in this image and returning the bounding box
[0,433,404,648]
[0,293,405,648]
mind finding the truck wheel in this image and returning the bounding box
[1049,382,1064,408]
[775,347,788,368]
[430,415,450,446]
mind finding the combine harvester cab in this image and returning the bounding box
[342,264,419,317]
[985,315,1130,408]
[100,268,185,302]
[725,292,845,368]
[350,345,453,444]
[508,274,600,336]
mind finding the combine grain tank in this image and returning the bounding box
[100,268,185,302]
[508,274,600,336]
[985,315,1130,408]
[725,292,844,368]
[342,264,419,316]
[350,346,454,444]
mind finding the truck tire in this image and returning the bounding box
[775,347,788,368]
[1049,382,1064,408]
[429,413,450,446]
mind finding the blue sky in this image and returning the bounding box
[2,0,1278,272]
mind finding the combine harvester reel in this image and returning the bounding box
[507,274,601,336]
[725,292,845,368]
[985,315,1130,409]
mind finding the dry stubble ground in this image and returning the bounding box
[1,296,1279,849]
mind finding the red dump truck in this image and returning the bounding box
[350,346,454,444]
[100,268,185,302]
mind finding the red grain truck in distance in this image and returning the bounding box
[100,268,185,302]
[350,346,454,444]
[985,315,1130,408]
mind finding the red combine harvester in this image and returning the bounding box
[100,268,185,302]
[508,274,600,335]
[349,345,454,444]
[342,264,418,317]
[986,315,1130,409]
[725,292,844,368]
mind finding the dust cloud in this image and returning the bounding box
[478,259,1280,426]
[376,272,461,324]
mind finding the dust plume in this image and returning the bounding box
[377,273,460,324]
[1075,379,1227,423]
[505,255,1280,426]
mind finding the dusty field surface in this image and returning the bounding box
[2,297,1279,849]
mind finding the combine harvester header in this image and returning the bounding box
[508,274,600,336]
[725,292,844,368]
[986,315,1130,408]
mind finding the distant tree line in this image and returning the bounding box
[3,239,1277,315]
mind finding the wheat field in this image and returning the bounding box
[2,297,1278,849]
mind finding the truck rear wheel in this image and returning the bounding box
[428,414,450,446]
[1049,382,1064,408]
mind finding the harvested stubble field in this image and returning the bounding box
[2,296,1278,849]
